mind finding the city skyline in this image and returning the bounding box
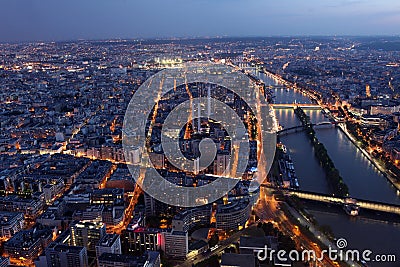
[1,1,400,265]
[1,0,400,42]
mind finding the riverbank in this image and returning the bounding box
[258,66,400,194]
[258,67,321,103]
[302,199,400,225]
[337,123,400,193]
[294,107,349,196]
[282,202,361,267]
[255,65,400,266]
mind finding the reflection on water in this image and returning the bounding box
[302,109,400,204]
[258,71,312,105]
[274,96,400,204]
[257,69,400,263]
[309,210,400,267]
[275,109,330,194]
[273,88,312,104]
[316,128,400,204]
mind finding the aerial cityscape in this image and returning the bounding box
[1,1,400,267]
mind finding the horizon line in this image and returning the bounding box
[1,34,400,45]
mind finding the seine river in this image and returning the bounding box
[257,70,400,266]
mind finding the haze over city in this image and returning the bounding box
[1,0,400,42]
[1,1,400,267]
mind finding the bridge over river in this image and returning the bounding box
[262,185,400,215]
[271,103,321,109]
[277,121,337,136]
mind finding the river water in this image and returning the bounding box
[257,70,400,267]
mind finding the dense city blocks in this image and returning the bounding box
[1,10,400,266]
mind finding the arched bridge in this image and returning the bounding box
[271,103,321,110]
[278,121,336,136]
[262,185,400,216]
[290,189,400,215]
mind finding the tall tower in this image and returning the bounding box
[207,85,211,118]
[198,102,201,132]
[194,158,200,175]
[366,84,371,98]
[184,80,194,140]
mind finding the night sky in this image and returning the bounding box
[1,0,399,42]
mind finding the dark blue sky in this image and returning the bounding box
[1,0,399,42]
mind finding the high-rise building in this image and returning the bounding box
[102,206,124,227]
[121,227,163,255]
[42,243,88,267]
[163,230,188,259]
[95,233,121,259]
[144,193,156,216]
[4,227,53,263]
[213,153,230,175]
[70,221,106,252]
[144,193,176,217]
[215,198,252,231]
[149,152,165,169]
[72,205,104,223]
[97,251,160,267]
[172,206,212,232]
[91,188,124,206]
[0,211,24,239]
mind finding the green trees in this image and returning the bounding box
[294,107,349,196]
